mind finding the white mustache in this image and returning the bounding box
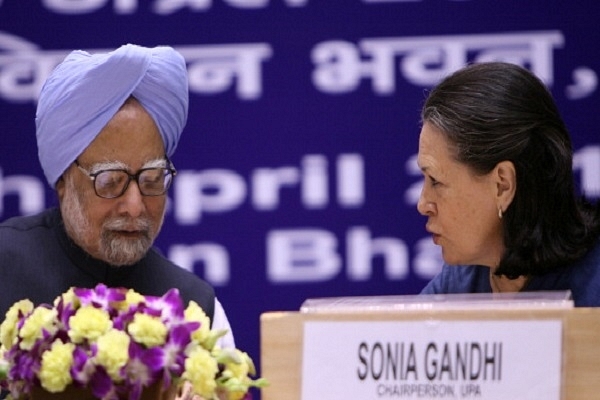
[103,217,151,232]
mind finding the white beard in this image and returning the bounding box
[60,175,158,266]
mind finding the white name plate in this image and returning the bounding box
[302,319,562,400]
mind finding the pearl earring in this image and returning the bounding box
[498,208,503,219]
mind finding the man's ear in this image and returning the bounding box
[494,160,516,210]
[55,175,66,202]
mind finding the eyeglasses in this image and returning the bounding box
[74,157,177,199]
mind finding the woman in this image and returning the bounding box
[418,62,600,306]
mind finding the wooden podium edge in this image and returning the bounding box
[260,308,600,400]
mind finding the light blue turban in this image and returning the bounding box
[36,43,189,187]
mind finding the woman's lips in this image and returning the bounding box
[426,226,440,244]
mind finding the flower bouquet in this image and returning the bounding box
[0,284,267,400]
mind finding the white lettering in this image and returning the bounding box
[0,169,45,217]
[574,145,600,198]
[223,0,308,8]
[267,229,341,282]
[403,154,422,206]
[0,35,270,102]
[174,169,247,224]
[302,155,328,208]
[251,153,366,210]
[42,0,308,14]
[178,44,272,99]
[346,227,409,280]
[566,67,598,100]
[173,153,365,222]
[312,41,362,93]
[252,167,300,210]
[168,243,230,286]
[165,229,444,285]
[337,153,365,206]
[0,33,69,102]
[114,0,137,12]
[42,0,107,13]
[42,0,142,13]
[266,227,435,283]
[313,31,564,95]
[413,237,443,279]
[153,0,307,14]
[153,0,211,14]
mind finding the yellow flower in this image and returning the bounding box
[184,301,211,345]
[53,287,78,308]
[0,299,33,349]
[38,340,75,393]
[128,313,167,347]
[96,329,130,381]
[225,350,250,380]
[225,386,248,400]
[19,307,58,351]
[68,306,112,343]
[114,289,145,312]
[125,289,145,305]
[182,346,218,399]
[219,349,254,400]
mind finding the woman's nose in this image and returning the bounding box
[417,187,435,216]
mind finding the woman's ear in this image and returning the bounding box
[494,160,516,210]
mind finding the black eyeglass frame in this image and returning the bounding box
[74,156,177,199]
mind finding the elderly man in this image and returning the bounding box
[0,44,233,346]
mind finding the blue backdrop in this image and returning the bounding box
[1,0,599,391]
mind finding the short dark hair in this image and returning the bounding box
[422,62,600,278]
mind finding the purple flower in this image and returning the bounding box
[124,342,156,388]
[145,289,185,322]
[74,285,126,311]
[71,346,96,385]
[88,367,117,400]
